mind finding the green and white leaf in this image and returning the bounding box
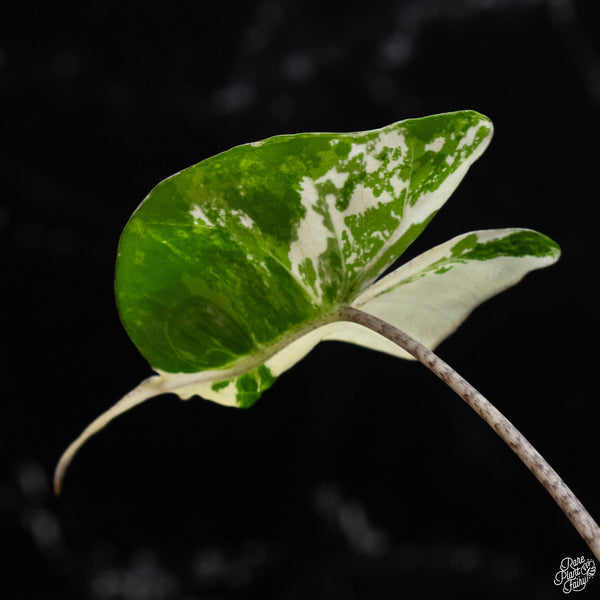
[329,228,560,359]
[55,110,560,492]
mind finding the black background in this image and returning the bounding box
[2,1,600,598]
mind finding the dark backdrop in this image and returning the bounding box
[3,1,599,598]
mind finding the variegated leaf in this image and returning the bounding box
[55,110,560,492]
[329,228,560,359]
[116,110,494,395]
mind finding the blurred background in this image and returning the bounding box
[2,1,600,598]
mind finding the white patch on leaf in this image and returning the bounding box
[316,166,350,188]
[389,173,407,196]
[425,136,445,152]
[365,154,382,173]
[190,204,214,227]
[457,123,483,150]
[373,129,408,160]
[348,142,367,160]
[232,209,255,229]
[177,377,238,406]
[288,177,331,300]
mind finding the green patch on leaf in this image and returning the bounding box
[461,230,560,261]
[211,380,231,392]
[235,365,277,408]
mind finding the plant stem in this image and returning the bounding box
[338,305,600,561]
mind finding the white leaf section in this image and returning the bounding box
[328,228,559,358]
[168,376,239,406]
[54,375,164,493]
[190,204,213,227]
[288,177,330,301]
[425,137,445,152]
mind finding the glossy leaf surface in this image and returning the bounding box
[116,111,508,402]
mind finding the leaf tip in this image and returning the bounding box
[53,447,72,496]
[53,376,164,496]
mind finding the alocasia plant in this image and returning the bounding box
[55,110,600,560]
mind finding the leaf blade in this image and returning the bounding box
[115,110,493,379]
[326,228,560,358]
